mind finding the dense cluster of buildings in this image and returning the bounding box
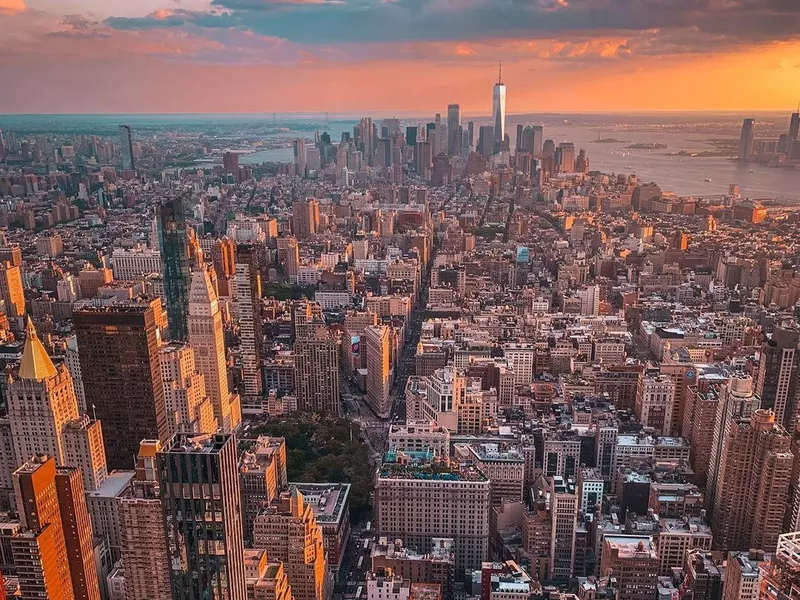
[0,74,800,600]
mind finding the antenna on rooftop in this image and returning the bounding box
[498,61,503,85]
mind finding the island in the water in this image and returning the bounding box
[627,142,668,150]
[592,137,627,143]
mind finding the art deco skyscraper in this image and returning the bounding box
[74,301,167,470]
[159,433,246,600]
[159,343,218,437]
[492,64,507,149]
[235,245,263,405]
[359,117,374,165]
[11,456,101,600]
[189,267,241,431]
[159,195,192,341]
[7,319,80,468]
[252,489,329,600]
[239,436,287,545]
[712,409,793,553]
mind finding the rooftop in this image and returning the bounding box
[165,433,232,454]
[469,442,524,463]
[86,470,135,499]
[604,535,657,559]
[379,463,487,482]
[288,482,350,523]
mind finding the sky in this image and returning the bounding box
[0,0,799,114]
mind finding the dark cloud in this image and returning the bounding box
[106,15,187,29]
[46,30,110,39]
[104,0,800,53]
[61,14,94,29]
[50,13,109,39]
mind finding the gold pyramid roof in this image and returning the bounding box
[19,318,58,381]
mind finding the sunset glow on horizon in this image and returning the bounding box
[1,0,799,114]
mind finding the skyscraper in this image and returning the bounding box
[159,433,246,600]
[7,319,80,468]
[62,415,107,493]
[159,343,218,437]
[415,140,432,174]
[556,142,576,173]
[549,476,578,581]
[12,457,73,600]
[65,336,86,414]
[376,460,490,573]
[738,118,756,162]
[0,260,25,318]
[788,110,800,158]
[223,151,240,180]
[447,104,461,156]
[532,125,544,158]
[705,373,760,514]
[239,436,287,545]
[235,245,263,404]
[294,138,306,176]
[635,374,676,435]
[119,440,171,600]
[119,124,134,170]
[189,267,241,432]
[755,324,799,428]
[74,301,167,470]
[159,195,192,342]
[212,236,237,297]
[12,456,101,600]
[712,409,792,553]
[292,198,320,240]
[492,64,507,149]
[293,304,341,415]
[359,117,374,165]
[55,466,101,600]
[252,489,329,600]
[789,111,800,144]
[478,126,494,158]
[365,325,392,418]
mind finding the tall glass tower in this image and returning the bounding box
[159,196,191,342]
[159,433,246,600]
[119,124,135,170]
[492,63,507,150]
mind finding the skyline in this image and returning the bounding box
[1,0,800,113]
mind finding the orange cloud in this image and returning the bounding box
[455,44,477,57]
[0,0,24,14]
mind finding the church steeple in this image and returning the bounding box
[19,317,58,381]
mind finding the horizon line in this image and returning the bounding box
[0,109,796,119]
